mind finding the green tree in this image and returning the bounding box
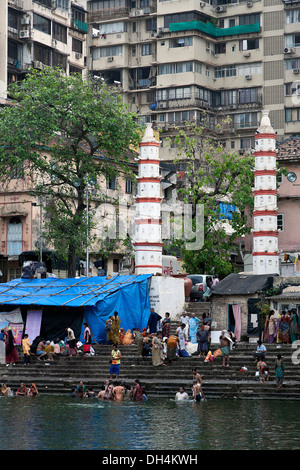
[0,68,141,277]
[165,121,255,277]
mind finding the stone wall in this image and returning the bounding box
[210,294,260,337]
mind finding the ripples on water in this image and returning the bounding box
[0,396,300,450]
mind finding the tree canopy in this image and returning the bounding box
[0,67,142,276]
[165,121,255,277]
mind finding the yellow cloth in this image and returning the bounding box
[22,338,31,355]
[123,330,133,345]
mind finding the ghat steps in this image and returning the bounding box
[0,338,299,400]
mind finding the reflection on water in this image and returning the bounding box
[0,396,300,450]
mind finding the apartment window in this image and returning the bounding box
[7,217,22,256]
[72,7,86,24]
[10,161,24,179]
[99,22,127,34]
[8,11,18,30]
[277,214,284,231]
[72,38,83,54]
[125,179,133,194]
[240,38,259,51]
[195,87,211,103]
[240,137,255,149]
[146,18,157,32]
[159,61,194,74]
[164,12,201,28]
[57,0,69,10]
[132,22,136,33]
[142,43,152,56]
[285,108,293,122]
[53,22,67,44]
[286,34,300,48]
[286,58,300,70]
[239,13,260,25]
[9,267,22,281]
[169,37,193,48]
[215,43,226,54]
[33,13,51,34]
[69,65,82,76]
[54,51,67,70]
[157,87,191,100]
[286,9,300,24]
[214,65,236,78]
[168,110,191,123]
[33,0,52,8]
[100,45,123,57]
[285,82,300,95]
[238,62,261,75]
[90,0,127,9]
[34,43,51,65]
[239,88,257,103]
[107,176,117,190]
[234,112,257,128]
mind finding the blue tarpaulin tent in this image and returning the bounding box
[0,274,152,343]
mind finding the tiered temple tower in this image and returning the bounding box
[133,123,163,275]
[252,110,280,275]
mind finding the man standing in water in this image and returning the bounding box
[192,379,205,402]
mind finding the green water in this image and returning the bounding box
[0,395,300,450]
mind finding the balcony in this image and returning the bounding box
[8,0,24,10]
[169,21,261,38]
[88,7,130,23]
[71,20,88,34]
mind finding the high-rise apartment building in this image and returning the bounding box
[87,0,300,160]
[6,0,88,89]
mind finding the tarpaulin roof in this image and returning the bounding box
[0,274,152,307]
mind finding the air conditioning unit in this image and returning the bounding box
[293,68,300,74]
[158,103,167,109]
[245,74,252,80]
[247,1,253,6]
[19,30,30,39]
[107,56,114,62]
[215,5,227,12]
[284,47,295,54]
[75,52,82,59]
[243,52,251,57]
[200,1,206,6]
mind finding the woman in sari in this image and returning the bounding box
[151,333,165,367]
[5,329,19,365]
[281,311,291,344]
[275,354,285,389]
[290,309,300,343]
[107,311,121,345]
[83,323,92,355]
[266,310,277,344]
[161,312,171,338]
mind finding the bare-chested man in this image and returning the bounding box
[113,381,125,401]
[192,368,203,387]
[192,379,205,402]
